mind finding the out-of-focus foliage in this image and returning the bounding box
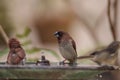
[16,27,31,38]
[22,40,32,46]
[16,27,40,54]
[25,47,40,54]
[0,48,8,57]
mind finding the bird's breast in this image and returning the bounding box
[92,52,117,65]
[59,41,77,60]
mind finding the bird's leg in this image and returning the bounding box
[68,61,77,66]
[59,59,67,65]
[21,60,25,65]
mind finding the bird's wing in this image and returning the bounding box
[69,39,77,56]
[69,39,76,51]
[16,48,26,59]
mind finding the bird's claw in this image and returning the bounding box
[68,62,77,66]
[59,61,77,66]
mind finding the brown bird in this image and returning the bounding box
[6,38,26,65]
[54,31,77,66]
[78,41,120,67]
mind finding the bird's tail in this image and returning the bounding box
[77,55,94,59]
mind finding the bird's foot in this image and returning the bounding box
[68,62,77,66]
[59,61,65,65]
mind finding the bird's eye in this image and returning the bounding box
[58,32,63,37]
[54,31,63,38]
[54,32,59,37]
[56,34,60,37]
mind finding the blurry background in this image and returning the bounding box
[0,0,119,63]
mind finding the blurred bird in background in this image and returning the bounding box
[78,41,120,68]
[6,38,26,65]
[54,31,77,66]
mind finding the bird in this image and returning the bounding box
[77,41,120,67]
[54,31,77,66]
[90,41,120,66]
[6,38,26,65]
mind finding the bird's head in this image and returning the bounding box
[9,38,21,49]
[54,31,65,40]
[106,41,120,53]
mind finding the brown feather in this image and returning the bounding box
[7,38,26,65]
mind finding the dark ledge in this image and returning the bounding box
[0,62,117,70]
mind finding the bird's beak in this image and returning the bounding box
[54,32,59,38]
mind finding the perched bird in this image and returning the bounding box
[90,41,120,66]
[54,31,77,66]
[6,38,26,65]
[78,41,120,67]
